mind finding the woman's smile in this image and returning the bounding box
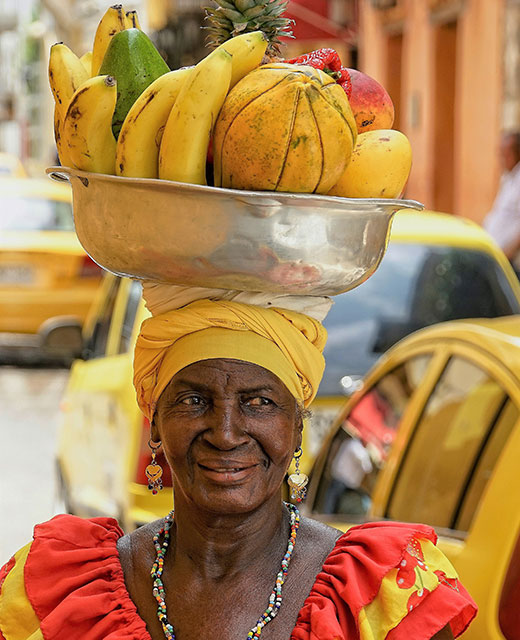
[196,461,259,484]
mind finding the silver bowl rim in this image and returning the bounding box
[46,166,425,213]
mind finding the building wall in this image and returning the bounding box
[359,0,504,223]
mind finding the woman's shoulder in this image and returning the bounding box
[0,514,150,640]
[291,520,478,640]
[299,514,343,549]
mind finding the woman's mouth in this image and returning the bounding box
[196,461,258,484]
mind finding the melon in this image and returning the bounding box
[213,63,357,194]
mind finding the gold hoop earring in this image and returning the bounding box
[146,439,163,495]
[287,447,308,503]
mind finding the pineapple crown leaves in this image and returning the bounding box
[204,0,294,56]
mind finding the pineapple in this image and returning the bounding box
[204,0,294,57]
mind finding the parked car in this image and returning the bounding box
[305,316,520,640]
[307,209,520,456]
[56,209,520,529]
[0,177,102,362]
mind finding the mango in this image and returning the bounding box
[213,63,357,194]
[347,69,395,134]
[328,129,412,199]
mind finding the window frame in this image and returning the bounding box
[380,338,520,534]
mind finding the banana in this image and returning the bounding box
[48,43,89,118]
[215,31,268,88]
[91,4,127,76]
[126,10,141,29]
[116,67,192,178]
[80,50,93,76]
[54,105,75,167]
[158,48,232,185]
[62,75,118,174]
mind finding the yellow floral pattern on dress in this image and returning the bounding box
[358,537,460,639]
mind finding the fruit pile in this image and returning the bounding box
[49,2,412,200]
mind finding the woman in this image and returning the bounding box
[0,296,476,639]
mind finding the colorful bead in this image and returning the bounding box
[150,502,300,639]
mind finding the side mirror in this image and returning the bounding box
[40,316,84,361]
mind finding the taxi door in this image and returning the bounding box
[57,276,144,524]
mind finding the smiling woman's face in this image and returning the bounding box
[153,358,302,514]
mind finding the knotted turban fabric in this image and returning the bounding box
[133,299,327,421]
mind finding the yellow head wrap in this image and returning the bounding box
[133,299,327,420]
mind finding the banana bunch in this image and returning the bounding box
[49,3,268,185]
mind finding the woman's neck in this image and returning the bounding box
[169,494,289,581]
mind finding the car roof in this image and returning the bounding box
[0,176,71,201]
[391,209,498,250]
[391,315,520,376]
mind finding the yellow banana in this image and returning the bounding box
[48,43,89,118]
[53,106,75,167]
[126,10,141,29]
[79,51,92,76]
[62,75,118,174]
[91,4,127,76]
[215,31,268,88]
[159,48,232,185]
[116,67,192,178]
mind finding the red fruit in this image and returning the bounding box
[346,68,395,133]
[285,48,354,100]
[286,48,342,72]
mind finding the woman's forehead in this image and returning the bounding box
[169,358,288,391]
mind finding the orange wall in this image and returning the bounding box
[359,0,504,223]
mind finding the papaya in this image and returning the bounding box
[213,63,357,194]
[328,129,412,199]
[99,28,169,138]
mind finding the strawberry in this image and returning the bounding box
[285,47,352,98]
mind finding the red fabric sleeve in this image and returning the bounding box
[291,521,477,640]
[23,514,151,640]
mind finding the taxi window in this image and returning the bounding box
[118,280,142,354]
[319,243,520,396]
[0,197,74,231]
[387,356,517,530]
[312,354,431,517]
[84,277,120,359]
[456,397,519,531]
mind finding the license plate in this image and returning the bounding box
[0,264,35,284]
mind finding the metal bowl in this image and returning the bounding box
[47,167,424,296]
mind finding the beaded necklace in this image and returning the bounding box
[151,502,300,639]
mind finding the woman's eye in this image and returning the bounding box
[246,396,273,407]
[180,395,205,406]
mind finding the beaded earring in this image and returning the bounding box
[287,447,308,502]
[146,439,164,495]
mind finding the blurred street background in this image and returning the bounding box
[0,367,66,559]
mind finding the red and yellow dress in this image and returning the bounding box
[0,515,476,640]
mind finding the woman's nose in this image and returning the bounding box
[202,402,249,450]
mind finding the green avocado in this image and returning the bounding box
[99,28,169,138]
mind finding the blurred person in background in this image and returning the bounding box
[483,131,520,276]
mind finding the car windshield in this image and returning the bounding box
[319,242,520,396]
[0,196,74,231]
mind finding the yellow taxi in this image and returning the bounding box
[0,177,102,361]
[306,209,520,465]
[56,209,520,530]
[305,316,520,639]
